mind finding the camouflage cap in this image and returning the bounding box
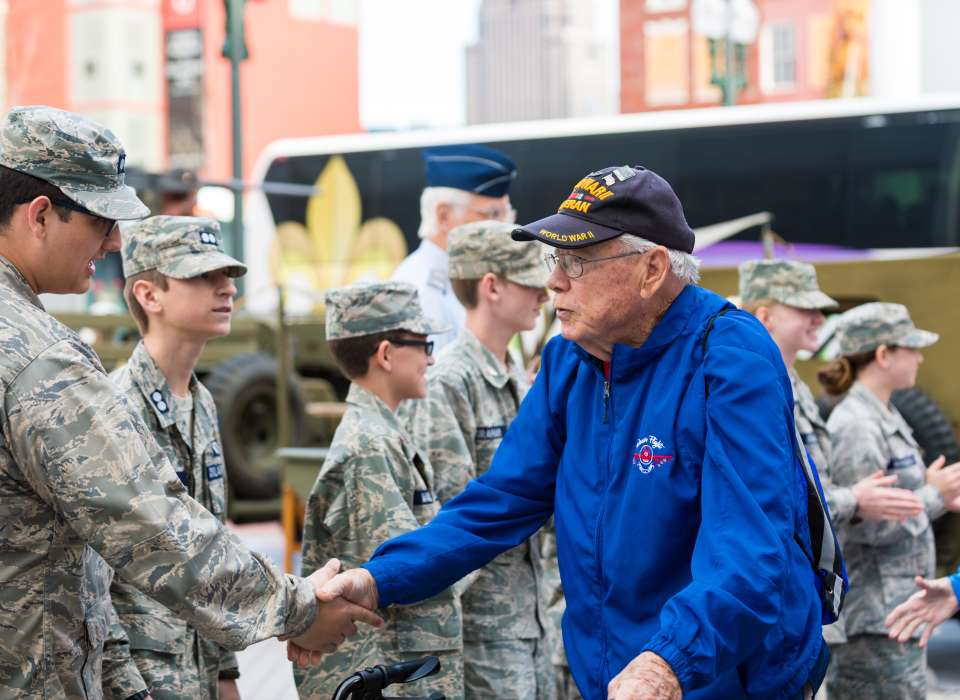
[738,259,838,310]
[835,302,939,356]
[0,105,149,220]
[325,281,448,340]
[448,220,549,288]
[121,216,246,279]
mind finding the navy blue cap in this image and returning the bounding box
[422,145,517,197]
[512,165,695,253]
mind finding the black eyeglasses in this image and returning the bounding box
[389,338,435,357]
[16,195,117,236]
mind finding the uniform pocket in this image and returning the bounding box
[122,613,187,655]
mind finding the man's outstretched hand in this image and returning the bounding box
[885,575,960,648]
[286,559,384,667]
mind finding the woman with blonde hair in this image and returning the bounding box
[821,301,960,699]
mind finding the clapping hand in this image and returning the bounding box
[885,575,960,648]
[285,559,383,667]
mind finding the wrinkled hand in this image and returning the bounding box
[926,457,960,506]
[607,651,681,700]
[885,575,959,648]
[217,679,242,700]
[852,471,923,522]
[286,559,383,667]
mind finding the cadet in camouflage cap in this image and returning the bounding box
[0,105,149,220]
[325,280,448,340]
[448,220,549,288]
[738,259,838,310]
[121,215,246,279]
[834,302,938,357]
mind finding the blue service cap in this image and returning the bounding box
[422,145,517,197]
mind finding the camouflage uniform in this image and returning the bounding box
[103,217,247,700]
[295,282,463,700]
[825,303,942,700]
[405,222,556,700]
[0,107,317,700]
[739,259,851,647]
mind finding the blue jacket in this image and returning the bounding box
[365,285,824,699]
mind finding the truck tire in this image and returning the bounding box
[204,352,305,500]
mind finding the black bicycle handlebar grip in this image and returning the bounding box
[381,656,440,685]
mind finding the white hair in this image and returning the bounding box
[618,235,701,285]
[418,187,472,239]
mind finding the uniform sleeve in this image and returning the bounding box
[7,341,317,650]
[950,566,960,602]
[100,602,148,700]
[642,342,810,692]
[825,482,859,526]
[363,342,563,607]
[829,416,931,544]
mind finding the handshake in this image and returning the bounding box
[283,559,383,667]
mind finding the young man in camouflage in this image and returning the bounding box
[0,106,379,700]
[295,281,463,700]
[103,216,247,700]
[405,221,556,700]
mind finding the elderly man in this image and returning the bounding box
[309,166,836,699]
[393,144,517,351]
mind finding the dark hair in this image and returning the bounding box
[328,330,410,380]
[0,165,72,229]
[818,349,879,395]
[122,270,170,332]
[450,277,481,309]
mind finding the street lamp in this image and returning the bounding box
[692,0,759,106]
[222,0,249,286]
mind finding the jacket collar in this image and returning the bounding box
[346,383,423,462]
[457,329,514,390]
[417,239,448,265]
[573,285,709,375]
[127,340,201,433]
[848,380,907,437]
[0,255,43,311]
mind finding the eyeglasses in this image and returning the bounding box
[543,250,647,279]
[16,195,117,236]
[389,338,435,357]
[465,205,517,224]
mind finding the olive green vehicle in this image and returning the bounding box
[57,306,345,521]
[701,250,960,574]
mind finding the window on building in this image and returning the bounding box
[771,22,796,88]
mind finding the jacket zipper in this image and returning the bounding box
[596,358,612,684]
[602,379,611,423]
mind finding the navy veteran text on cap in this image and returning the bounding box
[512,165,695,253]
[422,145,517,198]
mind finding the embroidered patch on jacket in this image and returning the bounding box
[633,434,674,474]
[476,425,506,441]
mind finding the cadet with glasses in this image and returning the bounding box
[304,165,842,700]
[0,106,380,699]
[295,281,464,700]
[820,302,960,699]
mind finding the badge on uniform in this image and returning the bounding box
[149,389,169,414]
[199,230,219,246]
[475,425,505,441]
[889,455,917,470]
[206,443,224,480]
[413,490,434,506]
[176,470,189,487]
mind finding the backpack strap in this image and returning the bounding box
[701,306,847,619]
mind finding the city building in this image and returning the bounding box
[466,0,614,124]
[620,0,959,112]
[1,0,360,178]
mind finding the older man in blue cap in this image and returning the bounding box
[306,165,845,700]
[393,144,517,352]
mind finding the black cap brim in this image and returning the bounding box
[512,211,624,249]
